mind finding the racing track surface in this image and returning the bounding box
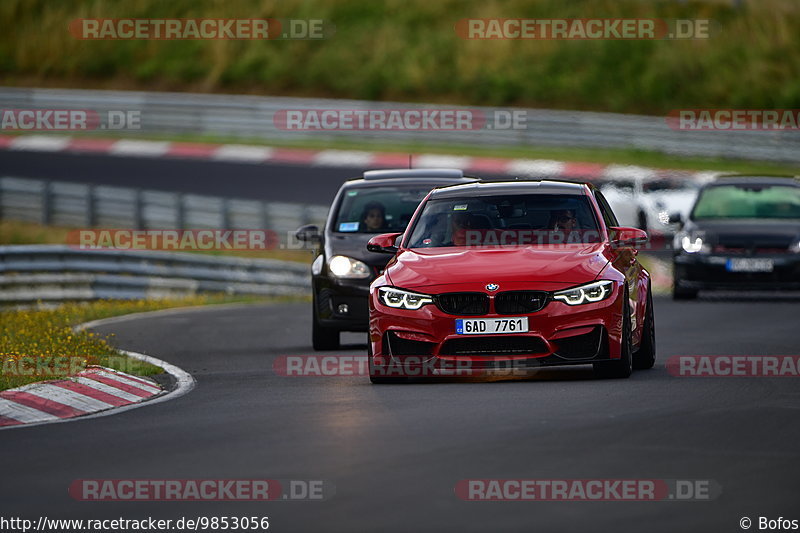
[0,150,510,205]
[2,296,799,532]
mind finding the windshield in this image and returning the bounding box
[406,194,600,248]
[692,184,800,220]
[333,185,432,233]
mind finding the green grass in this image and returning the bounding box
[0,295,277,391]
[2,0,799,114]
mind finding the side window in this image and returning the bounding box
[593,190,619,228]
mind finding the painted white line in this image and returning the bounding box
[22,384,113,412]
[212,144,274,162]
[71,376,146,403]
[0,398,59,423]
[83,369,161,393]
[10,135,71,152]
[313,150,375,167]
[506,159,566,177]
[110,139,171,157]
[414,154,473,168]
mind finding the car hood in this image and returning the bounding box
[385,244,610,291]
[325,232,393,269]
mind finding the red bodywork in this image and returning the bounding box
[368,182,651,377]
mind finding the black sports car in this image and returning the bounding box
[672,175,800,299]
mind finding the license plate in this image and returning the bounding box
[455,317,529,335]
[726,258,774,272]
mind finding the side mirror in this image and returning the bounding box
[667,212,683,224]
[610,226,649,248]
[367,232,402,254]
[295,224,320,244]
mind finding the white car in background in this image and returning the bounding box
[600,175,703,238]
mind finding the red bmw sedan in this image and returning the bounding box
[366,180,656,383]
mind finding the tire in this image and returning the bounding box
[633,285,656,370]
[637,211,648,232]
[594,296,633,379]
[672,278,698,300]
[312,303,340,351]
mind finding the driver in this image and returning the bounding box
[361,202,386,232]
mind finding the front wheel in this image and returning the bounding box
[633,285,656,370]
[594,298,633,379]
[637,211,648,232]
[312,306,340,351]
[672,279,698,300]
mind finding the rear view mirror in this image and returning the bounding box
[295,224,321,244]
[367,232,402,254]
[610,226,649,248]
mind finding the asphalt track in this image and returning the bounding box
[2,296,799,532]
[0,150,509,205]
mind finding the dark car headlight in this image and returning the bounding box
[553,280,614,306]
[674,231,711,254]
[378,287,434,310]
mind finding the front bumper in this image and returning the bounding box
[314,277,372,331]
[674,253,800,291]
[368,282,625,376]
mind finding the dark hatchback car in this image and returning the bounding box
[296,169,476,349]
[672,175,800,299]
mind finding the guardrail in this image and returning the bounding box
[0,245,310,303]
[2,87,799,163]
[0,176,329,239]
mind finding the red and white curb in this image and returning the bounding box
[0,134,721,182]
[0,311,197,430]
[0,365,162,427]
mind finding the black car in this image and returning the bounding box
[672,175,800,299]
[296,168,477,349]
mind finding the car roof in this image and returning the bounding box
[343,168,478,187]
[429,179,589,199]
[709,175,800,187]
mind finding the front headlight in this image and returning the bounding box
[553,280,614,306]
[790,240,800,253]
[378,287,434,310]
[674,232,710,254]
[328,255,370,279]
